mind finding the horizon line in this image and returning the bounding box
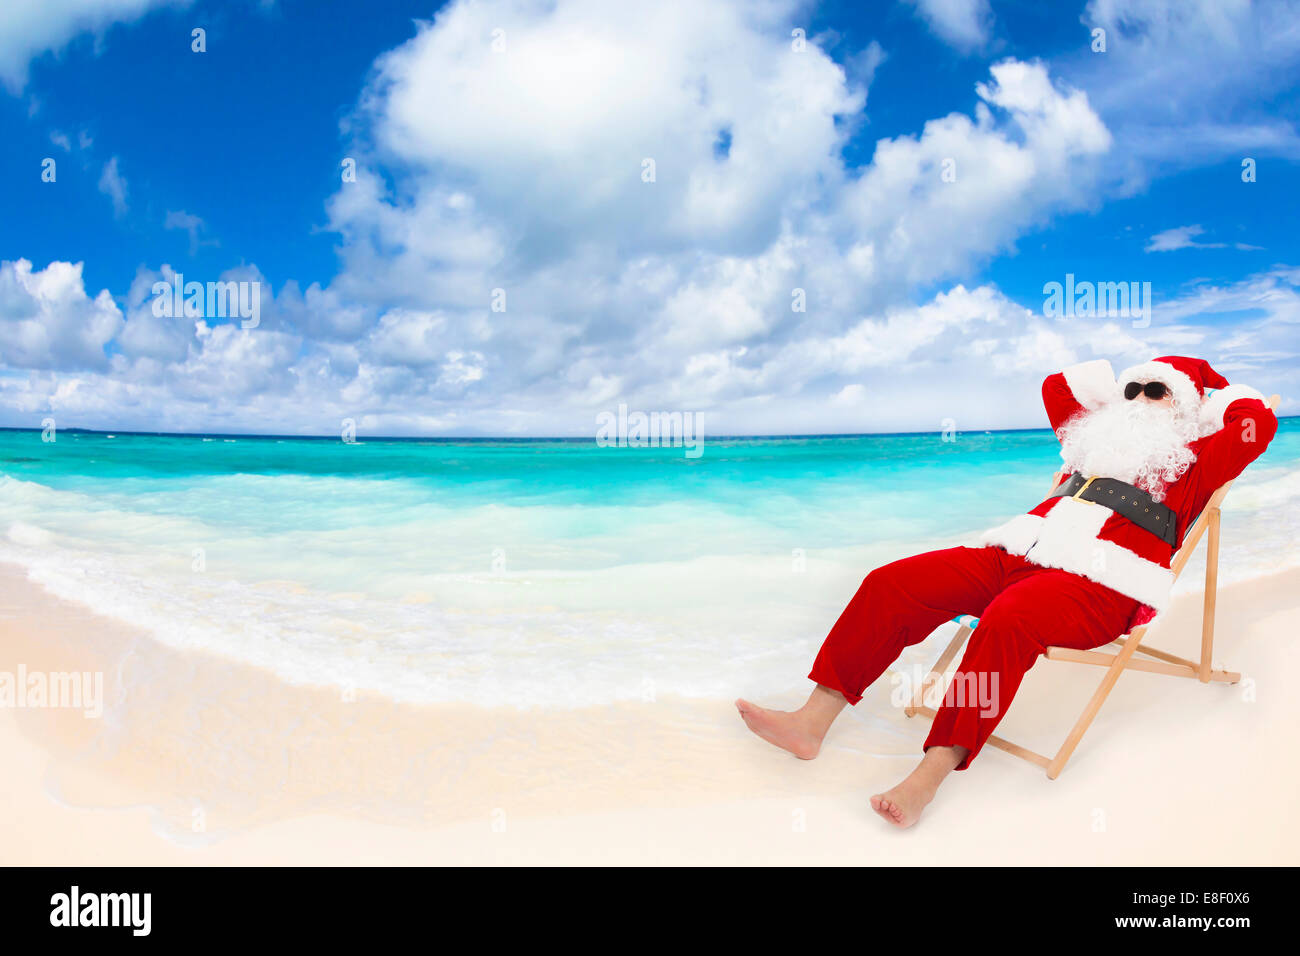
[1,423,1059,442]
[2,414,1294,443]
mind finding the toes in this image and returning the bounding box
[872,797,905,823]
[870,790,917,826]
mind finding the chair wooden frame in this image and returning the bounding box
[903,393,1281,779]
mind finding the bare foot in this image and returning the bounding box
[735,698,823,759]
[869,745,964,829]
[869,778,935,829]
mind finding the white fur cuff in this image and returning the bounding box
[1062,359,1118,409]
[1201,384,1267,434]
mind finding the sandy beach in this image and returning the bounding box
[3,558,1299,866]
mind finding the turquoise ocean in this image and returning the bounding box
[2,422,1297,709]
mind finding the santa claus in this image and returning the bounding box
[736,356,1277,828]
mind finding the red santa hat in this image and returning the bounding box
[1116,355,1230,409]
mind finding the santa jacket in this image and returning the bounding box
[979,359,1277,614]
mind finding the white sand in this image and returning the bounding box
[2,560,1299,865]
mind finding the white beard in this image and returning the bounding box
[1057,399,1201,502]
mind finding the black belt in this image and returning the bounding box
[1048,473,1179,547]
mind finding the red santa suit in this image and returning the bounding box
[808,356,1276,769]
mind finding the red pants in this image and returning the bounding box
[808,546,1139,769]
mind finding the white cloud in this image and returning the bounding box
[114,264,201,363]
[0,1,1124,434]
[1068,0,1300,172]
[0,259,123,370]
[1146,224,1264,252]
[339,0,864,280]
[4,0,1293,433]
[836,59,1111,289]
[98,156,128,217]
[312,1,1113,432]
[1146,224,1222,252]
[904,0,994,52]
[164,210,215,255]
[0,0,182,92]
[367,309,452,368]
[3,260,1296,434]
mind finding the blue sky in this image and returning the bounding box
[1,0,1298,435]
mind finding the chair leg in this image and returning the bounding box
[904,624,971,717]
[1200,507,1220,683]
[1046,626,1147,779]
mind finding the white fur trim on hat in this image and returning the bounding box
[1117,359,1201,412]
[1062,359,1119,409]
[1200,384,1267,435]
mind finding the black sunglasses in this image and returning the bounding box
[1124,381,1170,401]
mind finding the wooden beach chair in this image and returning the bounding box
[904,394,1282,778]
